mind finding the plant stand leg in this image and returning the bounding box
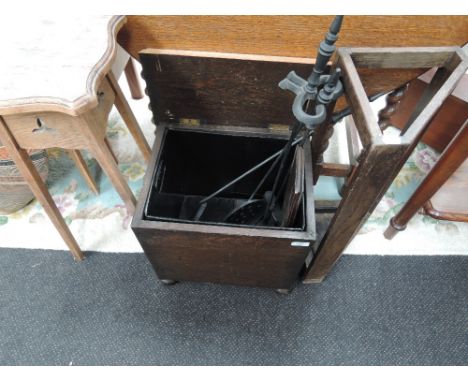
[107,71,151,162]
[0,118,84,261]
[67,149,99,195]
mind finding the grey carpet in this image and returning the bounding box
[0,248,466,366]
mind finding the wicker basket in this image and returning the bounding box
[0,146,49,214]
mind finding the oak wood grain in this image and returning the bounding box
[403,52,468,143]
[349,47,457,69]
[338,49,382,147]
[345,116,362,166]
[140,50,318,128]
[119,16,468,59]
[305,142,408,282]
[119,16,468,105]
[317,162,352,178]
[1,79,115,150]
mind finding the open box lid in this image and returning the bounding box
[139,49,318,129]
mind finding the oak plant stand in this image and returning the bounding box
[0,16,151,261]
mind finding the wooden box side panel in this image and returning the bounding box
[133,227,310,289]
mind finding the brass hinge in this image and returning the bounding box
[179,118,201,126]
[268,124,290,133]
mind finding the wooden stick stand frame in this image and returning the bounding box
[303,46,468,283]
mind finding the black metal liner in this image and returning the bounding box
[143,128,306,231]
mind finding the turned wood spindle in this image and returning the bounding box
[378,83,409,130]
[384,119,468,239]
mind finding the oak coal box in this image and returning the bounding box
[131,49,317,290]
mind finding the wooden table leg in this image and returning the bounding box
[106,71,151,162]
[124,57,144,100]
[0,118,84,261]
[67,149,99,195]
[384,119,468,239]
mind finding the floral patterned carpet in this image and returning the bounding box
[0,75,467,255]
